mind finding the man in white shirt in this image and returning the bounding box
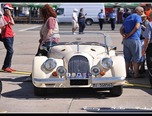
[97,9,105,30]
[109,9,117,30]
[72,9,79,35]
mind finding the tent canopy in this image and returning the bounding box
[105,3,147,8]
[11,3,59,8]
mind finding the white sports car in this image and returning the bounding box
[32,32,126,96]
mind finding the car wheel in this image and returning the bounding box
[85,19,93,25]
[29,73,32,78]
[34,86,47,96]
[110,85,123,97]
[0,80,2,95]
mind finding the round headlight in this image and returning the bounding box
[56,66,67,76]
[91,65,101,76]
[101,58,113,69]
[43,58,57,71]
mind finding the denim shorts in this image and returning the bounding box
[123,39,142,63]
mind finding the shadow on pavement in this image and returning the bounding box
[0,74,152,99]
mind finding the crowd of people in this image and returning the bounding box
[1,3,152,84]
[120,4,152,80]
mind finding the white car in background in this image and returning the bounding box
[55,3,105,25]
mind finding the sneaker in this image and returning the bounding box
[2,67,12,72]
[9,68,16,72]
[72,32,76,35]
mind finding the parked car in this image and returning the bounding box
[31,32,126,96]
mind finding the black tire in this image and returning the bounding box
[0,80,2,95]
[110,85,123,97]
[85,19,93,25]
[34,86,47,96]
[29,73,32,78]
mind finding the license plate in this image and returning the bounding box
[93,83,113,88]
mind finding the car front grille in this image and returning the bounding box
[68,55,90,74]
[68,55,90,85]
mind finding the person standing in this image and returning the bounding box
[78,8,86,34]
[97,9,105,30]
[109,9,117,30]
[139,13,149,74]
[142,11,152,87]
[35,4,60,56]
[72,9,79,35]
[117,9,124,24]
[0,11,7,28]
[1,3,16,72]
[28,4,60,80]
[0,11,7,42]
[120,6,144,78]
[123,8,132,21]
[144,4,152,22]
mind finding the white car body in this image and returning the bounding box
[32,32,126,96]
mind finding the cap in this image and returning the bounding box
[141,13,147,17]
[3,3,13,10]
[73,9,78,12]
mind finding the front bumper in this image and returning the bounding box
[33,76,126,88]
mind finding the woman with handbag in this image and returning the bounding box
[36,4,60,56]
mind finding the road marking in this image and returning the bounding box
[0,110,7,113]
[124,81,151,88]
[18,25,41,32]
[0,70,31,75]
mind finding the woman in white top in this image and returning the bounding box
[36,4,60,56]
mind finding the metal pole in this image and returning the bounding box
[29,6,31,24]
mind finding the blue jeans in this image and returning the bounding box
[78,19,86,33]
[2,37,14,68]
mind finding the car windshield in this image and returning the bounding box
[56,32,113,47]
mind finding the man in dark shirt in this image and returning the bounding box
[78,8,86,34]
[123,8,132,21]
